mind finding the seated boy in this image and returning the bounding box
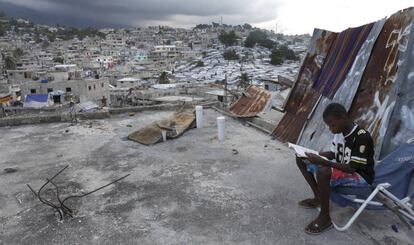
[296,103,375,234]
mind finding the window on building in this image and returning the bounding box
[66,87,72,92]
[47,88,53,93]
[30,89,37,94]
[88,86,91,91]
[265,84,269,90]
[101,83,104,88]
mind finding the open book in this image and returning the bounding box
[288,143,328,160]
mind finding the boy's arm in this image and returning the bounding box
[319,151,335,160]
[305,153,356,173]
[318,157,356,173]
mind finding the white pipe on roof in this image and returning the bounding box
[217,117,225,142]
[196,106,203,129]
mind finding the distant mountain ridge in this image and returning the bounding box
[0,1,127,28]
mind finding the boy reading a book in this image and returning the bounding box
[296,103,375,234]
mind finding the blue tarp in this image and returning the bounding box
[373,143,414,199]
[25,94,49,103]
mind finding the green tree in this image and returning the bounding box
[195,60,204,67]
[258,39,276,49]
[223,50,239,60]
[4,56,16,70]
[244,36,256,48]
[53,57,64,64]
[158,71,170,84]
[47,33,56,42]
[279,45,298,60]
[270,46,298,66]
[218,30,238,47]
[212,22,220,28]
[239,73,250,89]
[270,51,284,65]
[244,30,268,48]
[194,24,211,29]
[243,23,253,30]
[13,48,24,58]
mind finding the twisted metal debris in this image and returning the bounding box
[27,165,129,221]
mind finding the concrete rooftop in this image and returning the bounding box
[0,109,412,244]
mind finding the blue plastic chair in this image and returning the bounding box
[330,140,414,231]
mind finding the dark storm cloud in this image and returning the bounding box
[1,0,281,27]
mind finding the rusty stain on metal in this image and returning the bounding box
[378,8,414,158]
[348,7,414,159]
[229,85,271,118]
[272,29,336,143]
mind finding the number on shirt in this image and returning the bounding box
[336,143,351,164]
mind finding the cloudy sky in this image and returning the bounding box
[1,0,413,34]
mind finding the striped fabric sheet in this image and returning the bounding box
[313,23,374,98]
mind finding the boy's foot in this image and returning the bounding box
[298,198,319,209]
[304,217,332,235]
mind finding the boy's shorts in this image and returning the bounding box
[304,160,368,188]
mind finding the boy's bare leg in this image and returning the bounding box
[296,157,319,205]
[313,166,332,225]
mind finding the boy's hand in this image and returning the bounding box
[319,151,335,160]
[305,152,325,165]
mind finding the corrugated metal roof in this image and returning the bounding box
[297,19,386,152]
[272,29,336,143]
[229,85,271,118]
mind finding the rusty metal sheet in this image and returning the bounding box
[272,29,336,143]
[128,110,195,145]
[229,85,271,117]
[297,19,386,152]
[313,23,375,99]
[0,95,12,104]
[380,11,414,158]
[348,7,414,159]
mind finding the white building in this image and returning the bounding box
[20,78,110,105]
[95,56,114,69]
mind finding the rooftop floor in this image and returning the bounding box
[0,109,412,244]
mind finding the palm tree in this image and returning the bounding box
[158,71,170,84]
[239,73,250,89]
